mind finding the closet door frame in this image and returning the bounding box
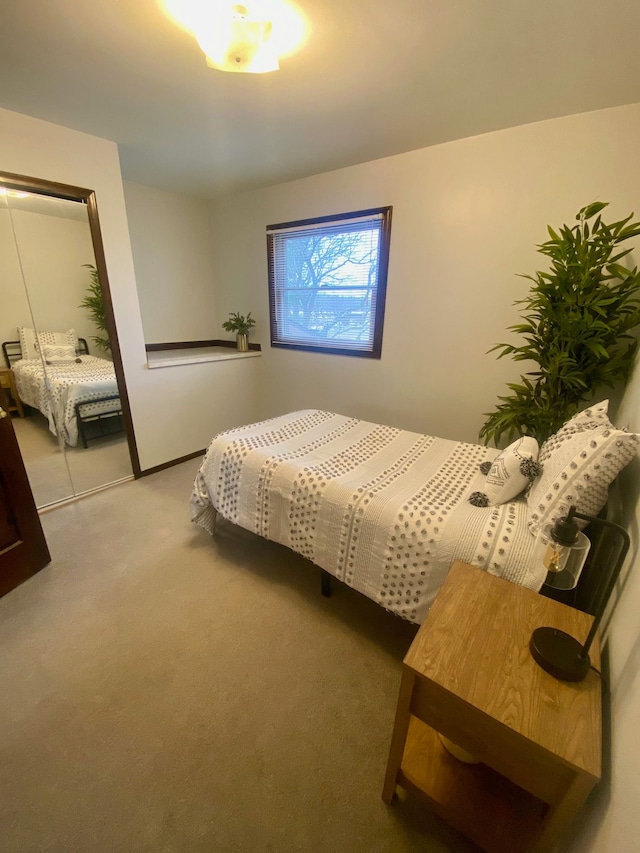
[0,169,141,477]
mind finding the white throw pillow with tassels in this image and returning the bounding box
[482,436,541,505]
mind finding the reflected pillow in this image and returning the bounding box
[36,329,78,352]
[17,326,38,359]
[528,402,639,531]
[17,327,78,360]
[42,344,77,364]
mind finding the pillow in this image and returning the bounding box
[35,328,78,352]
[42,343,77,364]
[549,399,612,438]
[528,404,639,531]
[470,436,540,506]
[17,326,38,359]
[16,327,78,359]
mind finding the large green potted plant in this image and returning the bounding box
[222,311,256,352]
[480,202,640,446]
[79,263,110,352]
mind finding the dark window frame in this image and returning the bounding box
[267,206,392,359]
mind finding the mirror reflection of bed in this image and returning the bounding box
[1,182,133,509]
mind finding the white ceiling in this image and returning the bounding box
[1,1,640,200]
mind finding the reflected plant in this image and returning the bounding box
[79,263,110,352]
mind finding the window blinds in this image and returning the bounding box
[268,208,390,356]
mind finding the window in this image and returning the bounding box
[267,206,392,358]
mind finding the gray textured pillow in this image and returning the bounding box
[528,403,639,531]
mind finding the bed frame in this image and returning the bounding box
[2,338,124,447]
[200,408,630,623]
[2,337,92,367]
[75,395,123,448]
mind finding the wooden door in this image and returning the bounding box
[0,386,50,596]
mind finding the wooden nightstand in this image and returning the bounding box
[382,561,601,853]
[0,367,24,417]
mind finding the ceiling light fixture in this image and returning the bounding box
[201,4,278,73]
[161,0,307,73]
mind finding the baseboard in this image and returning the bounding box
[139,449,206,477]
[38,476,135,513]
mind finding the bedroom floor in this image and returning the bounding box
[12,410,132,507]
[0,458,480,853]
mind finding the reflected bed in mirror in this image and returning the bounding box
[1,171,138,508]
[3,337,123,448]
[3,337,130,507]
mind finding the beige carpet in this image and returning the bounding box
[12,411,132,508]
[0,459,478,853]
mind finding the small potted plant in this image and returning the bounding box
[222,311,256,352]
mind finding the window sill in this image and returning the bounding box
[146,347,261,369]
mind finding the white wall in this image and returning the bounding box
[122,181,218,344]
[209,102,640,852]
[566,366,640,853]
[0,208,100,350]
[0,107,261,469]
[0,207,29,345]
[210,103,640,444]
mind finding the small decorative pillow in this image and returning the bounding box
[469,436,540,507]
[17,326,38,359]
[528,406,639,531]
[42,343,77,364]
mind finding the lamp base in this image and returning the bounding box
[529,627,591,682]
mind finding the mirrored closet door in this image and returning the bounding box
[0,179,134,508]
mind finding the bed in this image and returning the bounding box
[3,331,123,448]
[190,404,639,624]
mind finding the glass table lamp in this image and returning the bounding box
[534,510,591,591]
[530,505,630,682]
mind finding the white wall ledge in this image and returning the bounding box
[146,346,261,369]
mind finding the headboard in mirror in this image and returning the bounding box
[2,338,89,368]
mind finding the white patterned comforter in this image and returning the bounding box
[12,356,120,447]
[191,410,546,624]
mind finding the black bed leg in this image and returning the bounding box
[321,570,332,598]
